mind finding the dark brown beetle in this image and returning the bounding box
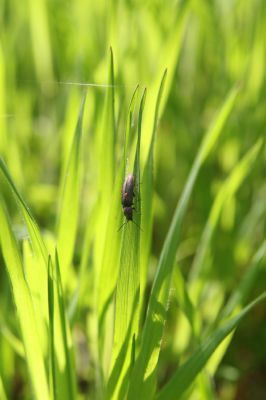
[121,174,135,220]
[118,173,141,231]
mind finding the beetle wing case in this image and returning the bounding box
[121,174,135,207]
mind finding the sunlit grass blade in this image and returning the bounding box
[0,197,49,400]
[156,292,266,400]
[93,47,116,302]
[97,86,139,382]
[48,250,76,400]
[107,89,146,399]
[189,138,263,303]
[140,70,167,311]
[128,86,239,399]
[57,94,86,287]
[98,47,116,197]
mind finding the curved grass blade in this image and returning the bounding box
[56,94,86,287]
[0,197,49,400]
[128,86,239,399]
[156,292,266,400]
[107,89,146,399]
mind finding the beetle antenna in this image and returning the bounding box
[117,221,127,232]
[132,219,143,232]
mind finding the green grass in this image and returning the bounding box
[1,1,266,399]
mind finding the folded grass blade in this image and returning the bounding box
[0,197,49,400]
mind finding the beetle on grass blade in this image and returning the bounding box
[118,173,142,231]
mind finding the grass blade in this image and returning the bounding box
[48,255,56,400]
[140,70,167,310]
[97,86,139,382]
[0,159,49,344]
[107,89,146,399]
[0,197,49,400]
[57,94,86,286]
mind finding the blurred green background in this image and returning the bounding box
[1,0,266,399]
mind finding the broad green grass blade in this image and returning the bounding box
[57,94,86,287]
[97,87,139,382]
[107,89,146,400]
[140,70,167,311]
[94,47,116,298]
[128,86,239,399]
[156,292,266,400]
[0,197,49,400]
[98,47,116,201]
[79,51,116,397]
[189,138,263,304]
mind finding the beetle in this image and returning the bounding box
[122,173,135,219]
[118,173,142,231]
